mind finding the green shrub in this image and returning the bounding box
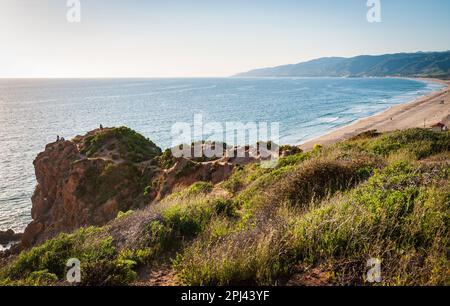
[267,158,375,208]
[155,148,176,169]
[0,270,58,286]
[145,220,174,250]
[312,144,323,153]
[5,228,99,279]
[276,152,311,168]
[1,227,136,285]
[163,199,215,236]
[118,248,152,266]
[349,129,381,141]
[80,259,137,286]
[187,182,214,195]
[279,145,303,155]
[116,210,134,220]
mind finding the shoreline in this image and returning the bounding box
[299,78,450,151]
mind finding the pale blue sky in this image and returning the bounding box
[1,0,449,77]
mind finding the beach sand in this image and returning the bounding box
[300,79,450,151]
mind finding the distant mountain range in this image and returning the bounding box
[234,51,450,79]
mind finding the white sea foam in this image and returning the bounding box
[317,117,340,123]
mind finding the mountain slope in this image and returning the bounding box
[235,51,450,78]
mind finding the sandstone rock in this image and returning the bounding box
[22,127,163,247]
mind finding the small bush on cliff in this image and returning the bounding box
[186,182,214,195]
[116,210,134,220]
[349,129,381,141]
[107,191,238,265]
[279,144,303,155]
[154,148,176,169]
[173,221,291,285]
[118,248,154,268]
[141,220,176,255]
[162,196,235,238]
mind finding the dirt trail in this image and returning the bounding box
[134,263,178,286]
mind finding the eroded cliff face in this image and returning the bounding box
[21,127,255,247]
[22,140,77,247]
[22,127,164,247]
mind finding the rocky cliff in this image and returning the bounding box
[21,127,255,247]
[22,127,161,246]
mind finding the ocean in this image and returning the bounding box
[0,77,445,232]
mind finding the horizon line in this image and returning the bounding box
[3,49,449,79]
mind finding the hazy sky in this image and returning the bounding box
[1,0,450,77]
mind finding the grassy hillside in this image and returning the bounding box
[235,51,450,79]
[1,128,449,286]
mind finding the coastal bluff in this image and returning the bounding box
[21,127,250,247]
[22,127,161,247]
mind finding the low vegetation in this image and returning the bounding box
[80,126,162,162]
[0,227,136,286]
[1,128,448,286]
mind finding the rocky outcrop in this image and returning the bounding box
[22,127,163,247]
[0,229,22,245]
[22,126,289,247]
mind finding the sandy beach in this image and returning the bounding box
[300,79,450,151]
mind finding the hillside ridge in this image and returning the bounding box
[235,51,450,79]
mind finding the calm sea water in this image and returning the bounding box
[0,77,444,232]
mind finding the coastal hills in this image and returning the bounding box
[0,126,449,285]
[235,51,450,79]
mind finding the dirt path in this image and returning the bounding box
[133,262,178,286]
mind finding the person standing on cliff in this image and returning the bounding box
[56,135,60,142]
